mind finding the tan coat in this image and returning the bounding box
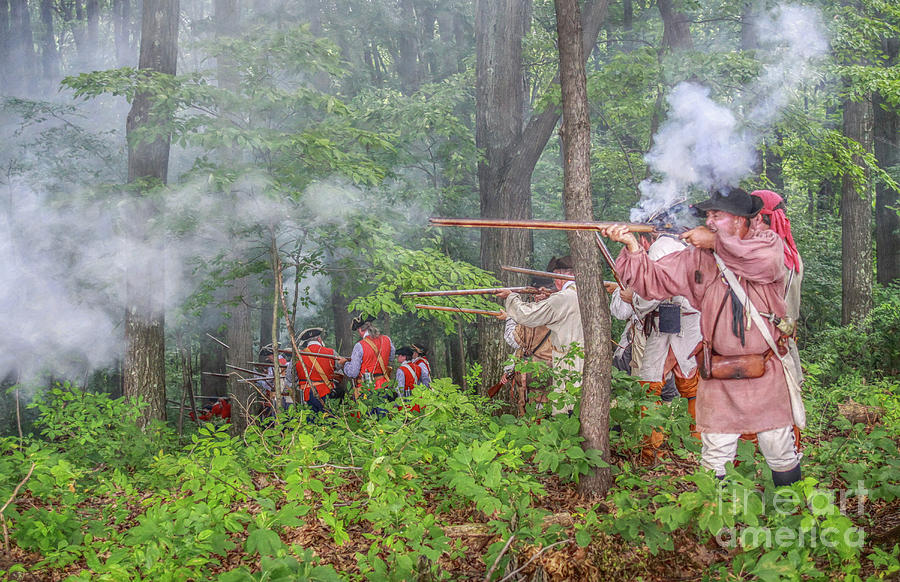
[617,231,793,434]
[504,283,583,413]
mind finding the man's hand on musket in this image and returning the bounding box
[603,281,618,294]
[494,288,513,300]
[681,226,716,249]
[600,224,641,253]
[337,357,349,367]
[495,309,508,320]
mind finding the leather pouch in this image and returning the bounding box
[697,346,772,380]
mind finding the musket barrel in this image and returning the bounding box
[415,304,504,317]
[402,287,539,297]
[295,350,344,361]
[430,217,655,233]
[500,265,617,286]
[501,265,575,281]
[226,363,268,376]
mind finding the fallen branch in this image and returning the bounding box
[497,539,572,582]
[1,461,36,551]
[484,534,516,582]
[442,513,574,538]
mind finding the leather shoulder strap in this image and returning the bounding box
[307,347,334,391]
[362,336,388,375]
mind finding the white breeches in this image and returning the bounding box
[700,426,801,476]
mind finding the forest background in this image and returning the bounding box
[0,0,899,580]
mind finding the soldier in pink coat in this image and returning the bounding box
[602,187,802,486]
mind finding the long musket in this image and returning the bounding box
[593,232,625,291]
[502,265,575,281]
[430,217,655,233]
[415,304,504,317]
[402,287,540,297]
[238,376,276,383]
[226,363,269,376]
[500,265,617,287]
[294,350,346,361]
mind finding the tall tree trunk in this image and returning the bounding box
[330,277,354,355]
[763,134,785,191]
[474,0,608,395]
[396,0,421,93]
[72,0,86,59]
[493,0,609,214]
[258,275,273,352]
[199,329,227,397]
[123,0,178,428]
[556,0,612,498]
[226,276,254,435]
[113,0,132,65]
[86,0,99,64]
[658,0,692,50]
[435,6,465,78]
[8,0,36,96]
[0,0,9,85]
[740,0,759,51]
[39,0,60,90]
[875,38,900,285]
[475,0,531,395]
[841,95,874,325]
[213,0,255,435]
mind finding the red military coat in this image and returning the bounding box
[295,342,337,401]
[358,334,392,389]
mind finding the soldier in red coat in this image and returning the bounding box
[394,346,420,397]
[410,343,432,388]
[338,315,395,400]
[290,327,338,414]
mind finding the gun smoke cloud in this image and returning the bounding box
[631,3,828,222]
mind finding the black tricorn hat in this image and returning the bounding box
[410,343,427,356]
[396,346,414,358]
[351,314,376,331]
[691,187,763,218]
[298,327,324,342]
[546,255,574,272]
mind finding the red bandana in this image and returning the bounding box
[752,190,800,272]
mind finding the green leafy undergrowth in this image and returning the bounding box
[2,374,898,581]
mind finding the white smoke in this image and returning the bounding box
[0,165,432,386]
[631,3,828,222]
[746,4,828,126]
